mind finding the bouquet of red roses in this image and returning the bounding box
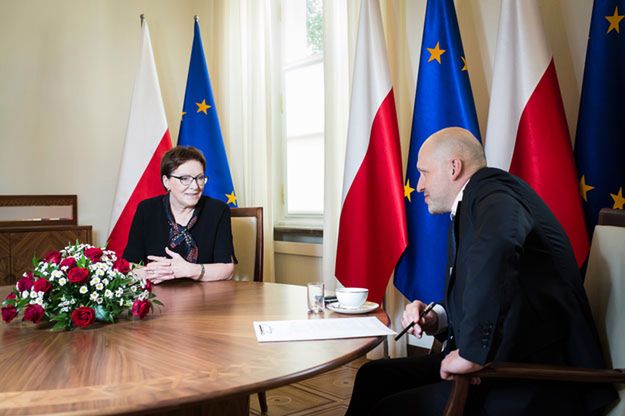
[1,242,161,330]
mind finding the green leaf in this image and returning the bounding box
[94,305,112,322]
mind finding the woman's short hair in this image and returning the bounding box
[160,146,207,177]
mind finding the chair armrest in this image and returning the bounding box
[477,362,625,383]
[443,363,625,416]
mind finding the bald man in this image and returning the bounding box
[345,128,616,415]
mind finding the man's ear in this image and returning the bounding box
[450,159,462,180]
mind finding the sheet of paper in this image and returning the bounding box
[253,316,395,342]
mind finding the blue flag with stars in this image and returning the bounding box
[178,19,237,206]
[394,0,481,302]
[575,0,625,232]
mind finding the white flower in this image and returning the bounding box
[115,288,124,298]
[119,298,125,306]
[51,270,63,279]
[95,269,105,277]
[95,283,104,291]
[130,285,137,293]
[79,286,88,294]
[96,297,103,304]
[34,297,44,305]
[58,277,67,286]
[37,291,45,297]
[29,291,38,299]
[70,298,76,304]
[104,289,113,299]
[89,292,99,301]
[61,307,69,313]
[22,290,29,298]
[102,278,109,286]
[90,277,100,286]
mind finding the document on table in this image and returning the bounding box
[253,316,395,342]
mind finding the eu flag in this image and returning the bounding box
[575,0,625,232]
[394,0,480,302]
[178,19,237,206]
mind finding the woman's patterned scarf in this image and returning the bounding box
[163,195,200,263]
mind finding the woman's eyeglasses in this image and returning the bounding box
[169,174,208,187]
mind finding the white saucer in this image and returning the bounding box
[327,301,379,314]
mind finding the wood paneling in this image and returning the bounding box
[0,225,92,286]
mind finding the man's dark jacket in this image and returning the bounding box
[443,167,617,415]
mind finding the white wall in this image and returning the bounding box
[0,0,213,244]
[0,0,592,252]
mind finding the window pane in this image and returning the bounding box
[285,62,324,137]
[287,134,324,214]
[284,0,323,63]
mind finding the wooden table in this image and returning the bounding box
[0,281,389,415]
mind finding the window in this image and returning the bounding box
[279,0,324,224]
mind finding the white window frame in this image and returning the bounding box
[272,0,325,230]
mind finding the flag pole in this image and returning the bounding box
[194,15,199,22]
[140,14,144,25]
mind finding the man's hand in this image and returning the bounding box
[440,349,483,385]
[401,300,438,338]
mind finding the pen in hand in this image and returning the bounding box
[394,301,436,341]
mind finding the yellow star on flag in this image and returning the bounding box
[606,6,624,33]
[226,191,237,206]
[610,187,625,209]
[427,42,446,64]
[461,56,468,71]
[579,175,594,202]
[196,99,211,114]
[404,179,415,202]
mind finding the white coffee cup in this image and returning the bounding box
[335,287,368,308]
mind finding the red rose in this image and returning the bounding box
[17,275,34,292]
[143,279,153,292]
[43,250,62,264]
[71,306,95,328]
[33,278,52,294]
[68,267,89,284]
[1,306,17,323]
[59,257,77,270]
[6,292,17,300]
[84,247,103,262]
[23,304,45,324]
[113,258,130,274]
[131,300,151,319]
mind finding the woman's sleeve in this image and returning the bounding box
[212,206,236,264]
[122,203,146,264]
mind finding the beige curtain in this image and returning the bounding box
[204,0,276,282]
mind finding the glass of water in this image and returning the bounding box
[307,282,324,313]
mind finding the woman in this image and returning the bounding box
[123,146,235,283]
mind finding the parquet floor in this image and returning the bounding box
[249,356,369,416]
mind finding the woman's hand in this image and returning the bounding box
[401,300,438,338]
[164,247,200,279]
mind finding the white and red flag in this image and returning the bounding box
[335,0,407,304]
[108,19,172,255]
[485,0,589,266]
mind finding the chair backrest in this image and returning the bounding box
[584,208,625,416]
[230,207,263,282]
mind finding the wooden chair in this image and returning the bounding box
[230,207,267,412]
[230,207,263,282]
[443,208,625,416]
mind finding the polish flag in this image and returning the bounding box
[107,19,172,255]
[485,0,589,266]
[335,0,407,304]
